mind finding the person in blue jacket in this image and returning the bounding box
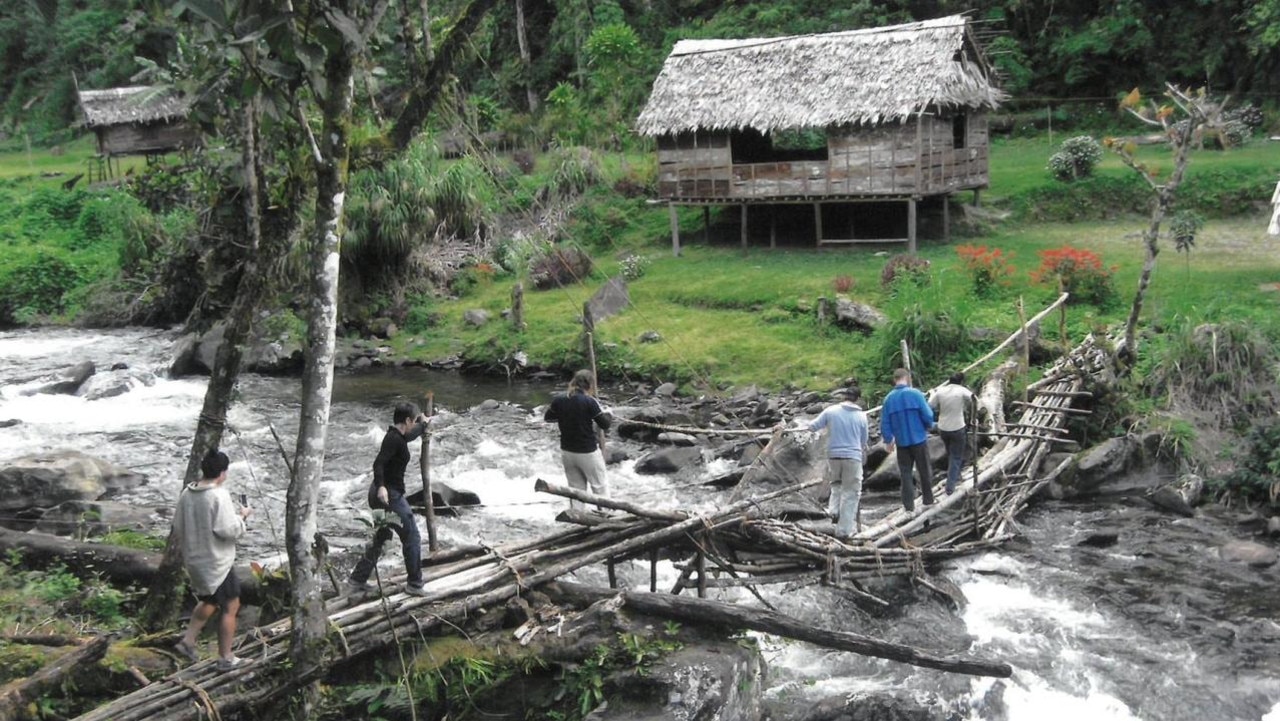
[881,368,936,513]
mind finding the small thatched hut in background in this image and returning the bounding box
[636,15,1006,254]
[76,85,198,180]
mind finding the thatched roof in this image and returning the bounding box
[636,15,1006,136]
[77,86,191,127]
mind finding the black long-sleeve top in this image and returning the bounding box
[545,392,611,453]
[372,421,428,497]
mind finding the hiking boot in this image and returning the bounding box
[345,580,373,596]
[405,583,428,597]
[173,639,199,663]
[217,655,251,671]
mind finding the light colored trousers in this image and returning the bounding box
[562,449,609,509]
[825,458,864,537]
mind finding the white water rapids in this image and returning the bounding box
[1,327,1277,720]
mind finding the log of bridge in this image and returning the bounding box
[544,581,1012,678]
[72,480,824,721]
[534,478,687,521]
[0,635,109,721]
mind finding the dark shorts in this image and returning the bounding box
[196,568,242,607]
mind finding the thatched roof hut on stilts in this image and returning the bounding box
[636,15,1006,255]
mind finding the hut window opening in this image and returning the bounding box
[731,127,828,164]
[952,114,967,149]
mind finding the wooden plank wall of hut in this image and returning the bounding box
[916,114,990,194]
[657,132,732,198]
[98,122,200,157]
[655,118,990,201]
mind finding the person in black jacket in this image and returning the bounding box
[348,402,431,596]
[545,369,612,509]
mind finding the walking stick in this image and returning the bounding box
[420,391,438,552]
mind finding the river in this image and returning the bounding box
[1,327,1277,721]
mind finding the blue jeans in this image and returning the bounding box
[350,492,423,588]
[895,442,935,512]
[940,428,967,494]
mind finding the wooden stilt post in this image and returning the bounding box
[908,197,918,253]
[650,548,658,592]
[943,195,951,243]
[669,204,681,257]
[421,392,438,552]
[1017,296,1029,403]
[696,546,707,598]
[511,282,525,331]
[770,207,777,249]
[814,202,823,246]
[704,206,711,247]
[740,204,748,253]
[583,303,606,462]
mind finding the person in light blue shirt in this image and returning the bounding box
[881,368,936,513]
[807,386,870,538]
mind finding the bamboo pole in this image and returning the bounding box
[420,392,437,552]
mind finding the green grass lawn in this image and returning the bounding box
[415,137,1280,393]
[0,135,154,183]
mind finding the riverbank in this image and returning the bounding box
[1,326,1278,720]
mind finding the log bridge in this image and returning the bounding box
[72,327,1112,721]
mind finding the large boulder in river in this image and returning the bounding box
[634,446,702,475]
[0,451,145,512]
[170,321,304,376]
[21,360,96,396]
[730,431,827,518]
[863,437,947,492]
[76,367,157,401]
[34,500,156,537]
[1147,473,1205,517]
[1060,435,1139,494]
[1218,540,1278,568]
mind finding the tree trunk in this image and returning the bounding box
[285,31,356,715]
[0,636,110,721]
[389,0,500,149]
[515,0,539,112]
[1123,120,1198,357]
[544,581,1012,678]
[140,93,267,632]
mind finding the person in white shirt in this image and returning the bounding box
[804,386,870,538]
[928,372,975,494]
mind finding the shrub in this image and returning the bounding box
[531,245,593,289]
[1048,135,1103,181]
[832,275,854,293]
[544,146,603,198]
[619,254,648,280]
[1214,420,1280,503]
[879,254,931,292]
[955,244,1015,298]
[1030,246,1117,307]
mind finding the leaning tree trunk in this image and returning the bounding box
[515,0,538,112]
[284,20,358,717]
[1123,120,1198,358]
[389,0,500,149]
[140,93,268,632]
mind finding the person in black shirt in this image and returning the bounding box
[348,402,430,596]
[545,369,612,509]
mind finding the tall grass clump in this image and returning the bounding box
[544,146,603,198]
[1142,318,1280,431]
[876,303,971,385]
[345,141,499,281]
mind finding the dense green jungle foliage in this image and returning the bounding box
[3,0,1280,145]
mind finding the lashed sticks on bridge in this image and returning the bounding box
[72,320,1110,721]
